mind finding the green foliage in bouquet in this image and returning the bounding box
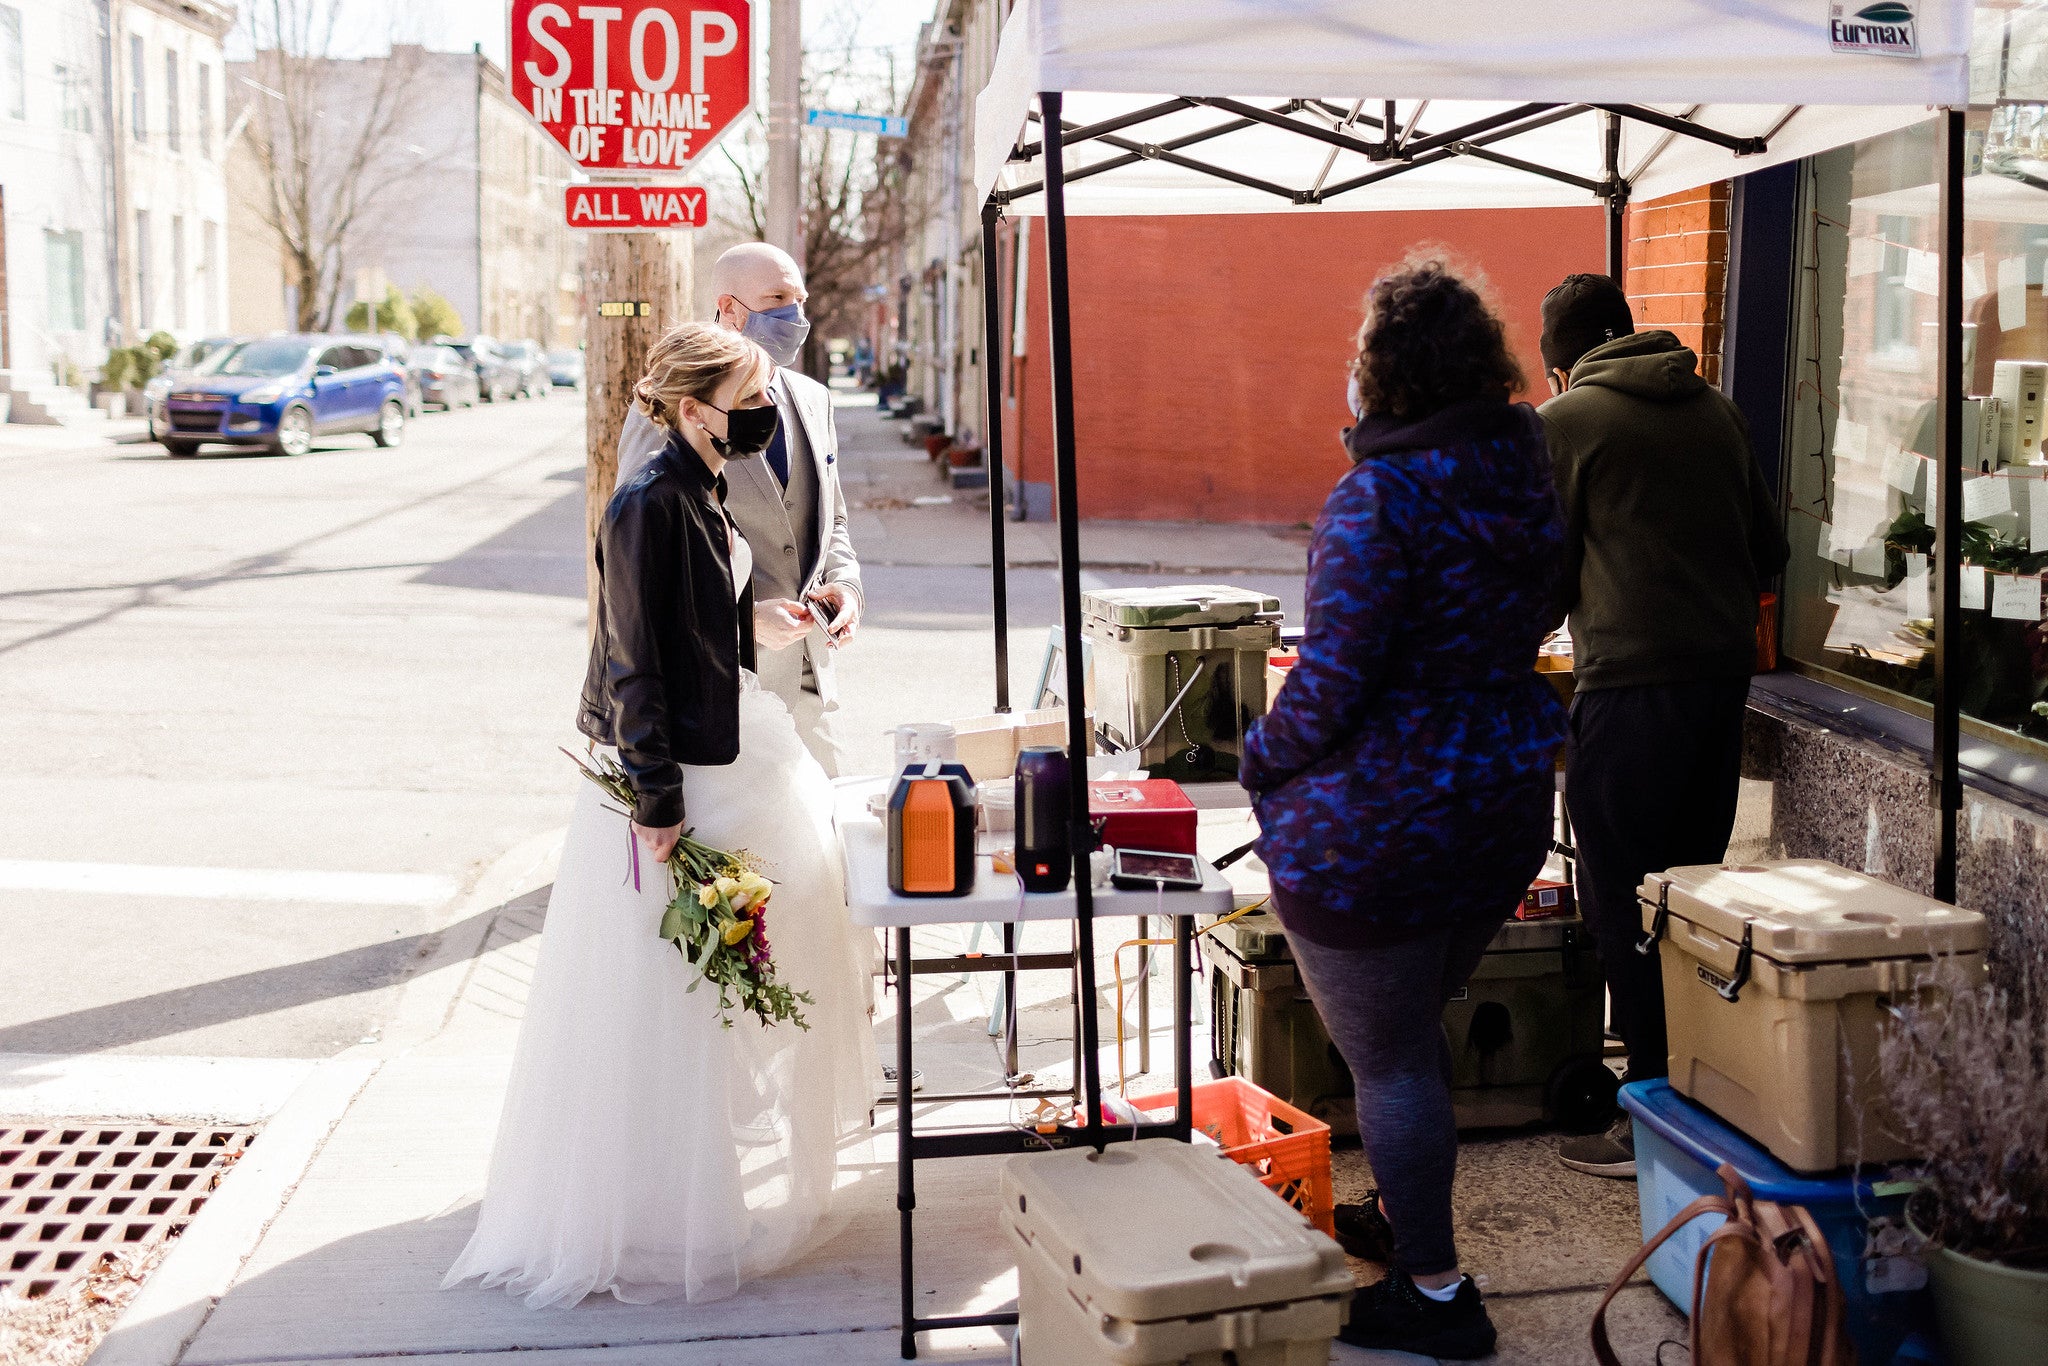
[565,748,813,1030]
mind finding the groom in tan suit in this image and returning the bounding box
[617,244,862,775]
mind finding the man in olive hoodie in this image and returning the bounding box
[1538,275,1788,1178]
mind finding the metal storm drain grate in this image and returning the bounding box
[0,1122,256,1300]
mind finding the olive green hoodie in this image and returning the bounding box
[1539,330,1789,692]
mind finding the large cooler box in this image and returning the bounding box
[1082,586,1283,783]
[1003,1138,1352,1365]
[1208,910,1617,1133]
[1622,1079,1941,1366]
[1639,860,1987,1172]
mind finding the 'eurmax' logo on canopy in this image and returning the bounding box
[1831,2,1919,56]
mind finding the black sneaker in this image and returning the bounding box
[1338,1272,1496,1359]
[1557,1115,1635,1179]
[1331,1191,1396,1262]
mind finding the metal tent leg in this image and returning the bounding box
[981,201,1013,714]
[1037,89,1106,1149]
[1933,108,1965,903]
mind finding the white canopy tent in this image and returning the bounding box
[892,5,1979,1357]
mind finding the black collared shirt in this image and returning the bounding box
[578,433,758,826]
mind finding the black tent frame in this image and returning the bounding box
[890,92,1968,1361]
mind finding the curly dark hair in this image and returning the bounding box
[1349,255,1523,421]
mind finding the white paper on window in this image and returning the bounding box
[1903,248,1939,296]
[1833,418,1870,465]
[1905,553,1931,619]
[1883,447,1922,496]
[1966,254,1989,302]
[2030,477,2048,551]
[1992,573,2043,622]
[1999,255,2030,332]
[1963,563,1988,610]
[1851,541,1888,576]
[1847,237,1883,278]
[1964,474,2014,523]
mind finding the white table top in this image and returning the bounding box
[833,781,1237,928]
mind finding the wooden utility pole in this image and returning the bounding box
[582,231,693,628]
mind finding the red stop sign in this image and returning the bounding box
[511,1,753,173]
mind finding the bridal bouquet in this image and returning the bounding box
[566,748,813,1030]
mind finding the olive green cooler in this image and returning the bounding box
[1639,859,1988,1173]
[1002,1139,1352,1365]
[1209,910,1616,1133]
[1081,586,1283,783]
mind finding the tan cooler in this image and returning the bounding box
[1003,1138,1351,1365]
[1640,859,1987,1173]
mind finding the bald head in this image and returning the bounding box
[712,243,807,331]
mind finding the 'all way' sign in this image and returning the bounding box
[565,184,708,231]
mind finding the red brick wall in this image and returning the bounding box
[1623,183,1729,384]
[1000,207,1607,525]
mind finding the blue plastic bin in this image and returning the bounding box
[1621,1079,1942,1366]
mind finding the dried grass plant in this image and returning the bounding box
[1877,907,2048,1269]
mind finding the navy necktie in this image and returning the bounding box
[764,399,791,488]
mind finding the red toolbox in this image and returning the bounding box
[1088,779,1197,855]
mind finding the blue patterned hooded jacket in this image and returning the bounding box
[1241,397,1567,946]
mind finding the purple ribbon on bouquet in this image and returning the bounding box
[625,820,642,892]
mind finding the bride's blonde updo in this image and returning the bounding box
[633,323,771,431]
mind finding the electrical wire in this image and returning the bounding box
[1112,895,1269,1094]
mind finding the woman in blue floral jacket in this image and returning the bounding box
[1241,257,1566,1360]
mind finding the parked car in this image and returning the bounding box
[545,348,586,389]
[443,335,521,403]
[144,336,240,444]
[373,333,423,417]
[409,343,481,410]
[499,339,551,399]
[159,334,408,457]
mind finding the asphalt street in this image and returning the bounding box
[0,389,1307,1063]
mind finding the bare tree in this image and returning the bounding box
[234,0,433,331]
[715,20,916,377]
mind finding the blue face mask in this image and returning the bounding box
[740,300,811,367]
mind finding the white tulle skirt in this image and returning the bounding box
[443,679,875,1308]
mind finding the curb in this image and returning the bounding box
[85,1058,379,1366]
[355,824,565,1059]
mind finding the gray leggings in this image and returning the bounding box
[1278,900,1509,1277]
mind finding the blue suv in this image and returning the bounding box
[160,334,409,457]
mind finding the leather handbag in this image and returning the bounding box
[1591,1162,1853,1366]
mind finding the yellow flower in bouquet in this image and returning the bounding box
[722,917,756,945]
[734,871,773,910]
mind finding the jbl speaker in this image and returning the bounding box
[887,762,976,896]
[1015,745,1072,893]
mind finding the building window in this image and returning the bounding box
[45,230,86,332]
[1780,1,2048,751]
[134,209,151,329]
[170,215,186,329]
[164,50,179,153]
[0,5,23,121]
[195,64,210,158]
[55,63,91,132]
[129,34,145,141]
[200,222,219,331]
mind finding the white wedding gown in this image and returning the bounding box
[444,561,874,1306]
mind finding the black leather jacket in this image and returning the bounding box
[578,435,757,826]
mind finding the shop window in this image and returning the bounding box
[195,64,210,158]
[0,5,22,121]
[170,214,185,330]
[1781,1,2048,750]
[44,230,85,332]
[134,209,151,329]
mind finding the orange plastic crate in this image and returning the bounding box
[1129,1076,1335,1237]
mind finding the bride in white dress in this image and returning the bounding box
[444,324,872,1309]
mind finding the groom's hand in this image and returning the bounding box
[808,581,862,647]
[753,598,813,651]
[633,821,681,863]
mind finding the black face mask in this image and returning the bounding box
[701,400,779,460]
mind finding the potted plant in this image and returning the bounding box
[1878,938,2048,1364]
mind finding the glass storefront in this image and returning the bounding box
[1782,3,2048,748]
